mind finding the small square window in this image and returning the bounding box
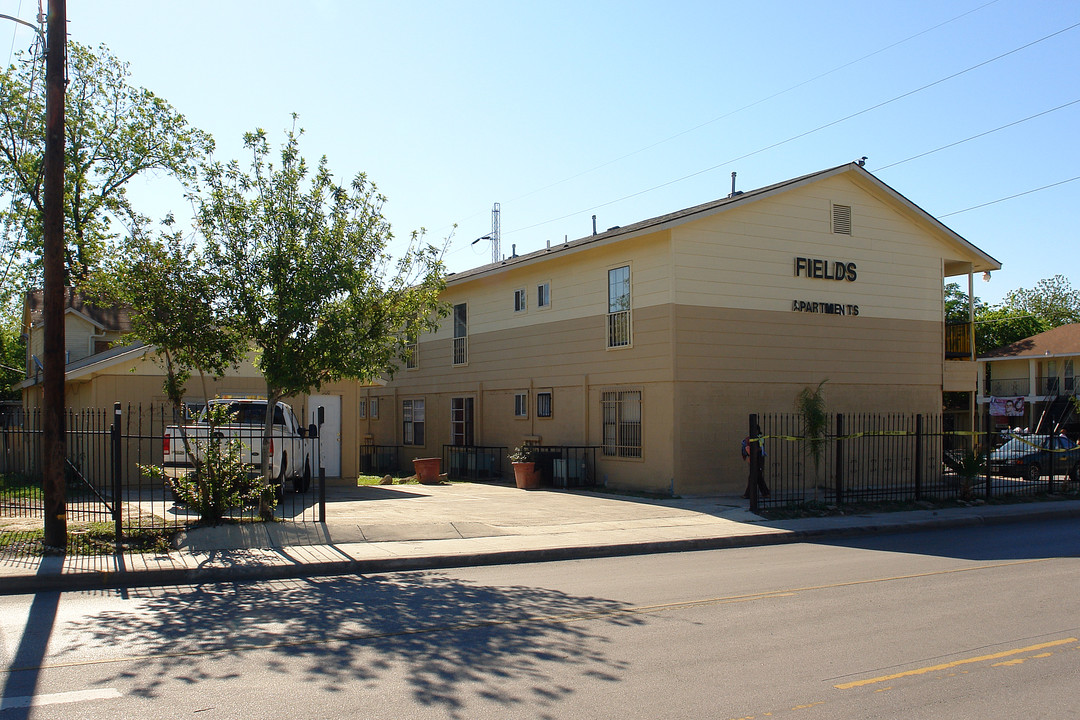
[358,400,367,419]
[537,391,552,418]
[514,289,527,313]
[537,282,550,308]
[514,392,528,418]
[370,397,379,420]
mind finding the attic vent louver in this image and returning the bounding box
[832,204,852,235]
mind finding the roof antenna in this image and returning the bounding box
[470,202,501,263]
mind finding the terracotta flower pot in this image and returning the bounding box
[413,457,442,484]
[513,461,541,490]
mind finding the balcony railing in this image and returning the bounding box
[945,322,971,359]
[1037,377,1062,396]
[607,310,631,348]
[987,378,1030,397]
[452,336,468,365]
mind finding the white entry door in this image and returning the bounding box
[308,395,342,478]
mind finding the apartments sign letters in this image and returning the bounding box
[793,256,859,316]
[794,257,856,282]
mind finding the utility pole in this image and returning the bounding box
[42,0,66,548]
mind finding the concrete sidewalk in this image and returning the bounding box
[3,481,1080,595]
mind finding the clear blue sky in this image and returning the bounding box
[4,0,1077,305]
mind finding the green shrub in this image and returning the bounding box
[143,404,272,523]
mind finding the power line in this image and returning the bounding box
[873,98,1080,172]
[938,176,1080,218]
[500,0,1006,207]
[442,0,1007,254]
[502,20,1080,239]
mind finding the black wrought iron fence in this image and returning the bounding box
[529,446,599,488]
[748,412,1080,511]
[0,404,326,542]
[358,445,401,475]
[443,445,506,481]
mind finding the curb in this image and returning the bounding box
[3,504,1079,595]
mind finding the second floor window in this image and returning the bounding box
[514,289,526,312]
[607,265,631,348]
[453,303,468,365]
[537,282,550,308]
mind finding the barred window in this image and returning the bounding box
[602,390,642,458]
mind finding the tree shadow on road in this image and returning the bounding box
[62,572,645,717]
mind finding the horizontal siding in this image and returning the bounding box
[393,304,673,395]
[673,304,943,386]
[672,174,947,322]
[432,232,672,341]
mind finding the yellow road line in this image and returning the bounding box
[834,638,1077,689]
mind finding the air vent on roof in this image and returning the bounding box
[832,204,852,235]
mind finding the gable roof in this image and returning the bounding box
[445,162,1001,285]
[980,324,1080,360]
[25,287,131,333]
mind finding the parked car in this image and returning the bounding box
[164,398,317,494]
[988,434,1080,483]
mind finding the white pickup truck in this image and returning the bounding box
[164,398,317,493]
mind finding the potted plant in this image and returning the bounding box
[509,445,541,490]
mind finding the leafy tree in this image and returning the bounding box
[107,219,245,412]
[974,306,1046,354]
[195,122,446,515]
[0,314,23,400]
[944,282,985,324]
[1001,275,1080,328]
[945,276,1078,354]
[0,42,213,289]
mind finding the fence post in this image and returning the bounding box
[1048,433,1056,494]
[319,466,326,523]
[111,402,122,550]
[835,413,844,506]
[914,414,923,501]
[748,414,760,514]
[984,404,993,498]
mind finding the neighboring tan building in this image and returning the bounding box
[364,162,1000,494]
[19,289,358,479]
[977,324,1080,436]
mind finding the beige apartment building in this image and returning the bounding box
[360,162,1000,494]
[20,163,1000,493]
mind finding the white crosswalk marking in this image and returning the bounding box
[0,688,122,710]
